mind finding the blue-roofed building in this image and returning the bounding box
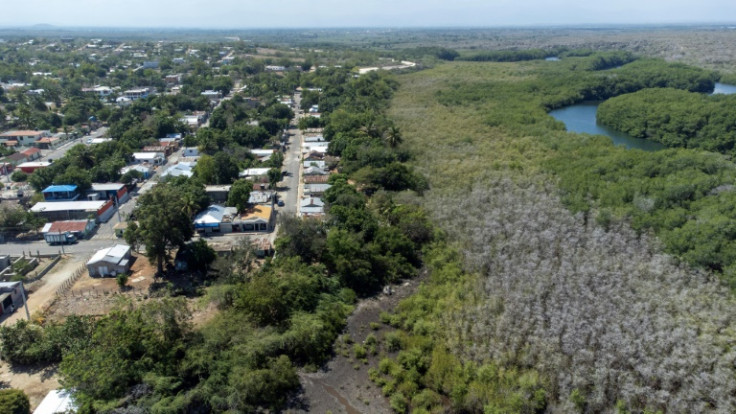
[42,185,79,202]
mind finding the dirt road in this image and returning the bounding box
[3,255,86,325]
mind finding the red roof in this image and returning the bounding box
[48,220,89,233]
[21,147,40,156]
[37,137,59,143]
[1,130,43,136]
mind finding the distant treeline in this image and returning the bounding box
[598,88,736,154]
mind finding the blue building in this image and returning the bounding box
[42,185,79,202]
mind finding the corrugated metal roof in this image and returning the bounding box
[31,200,108,213]
[42,185,78,193]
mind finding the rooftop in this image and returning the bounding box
[87,244,131,266]
[1,130,44,136]
[42,184,78,193]
[42,220,90,234]
[241,205,273,222]
[31,200,109,213]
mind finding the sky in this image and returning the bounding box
[3,0,736,28]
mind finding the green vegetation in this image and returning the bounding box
[379,53,736,412]
[0,389,30,414]
[597,88,736,154]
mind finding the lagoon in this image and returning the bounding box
[548,102,665,151]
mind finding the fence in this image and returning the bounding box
[58,286,149,299]
[55,254,91,296]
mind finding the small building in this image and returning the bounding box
[89,137,113,145]
[182,147,200,158]
[303,160,326,169]
[123,87,150,100]
[32,389,76,414]
[304,165,328,176]
[41,219,96,244]
[35,136,61,149]
[201,90,222,102]
[237,205,274,232]
[161,162,196,179]
[143,145,173,156]
[88,183,130,204]
[143,61,159,69]
[194,205,238,235]
[4,152,28,166]
[239,167,270,180]
[205,185,231,203]
[20,147,41,161]
[42,185,80,202]
[120,164,153,180]
[31,199,115,223]
[87,244,132,277]
[0,281,25,316]
[82,85,113,98]
[0,130,48,147]
[133,152,165,165]
[299,197,325,217]
[304,175,330,184]
[248,190,273,205]
[17,161,51,173]
[304,183,332,197]
[250,149,275,161]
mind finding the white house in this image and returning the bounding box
[87,244,132,277]
[133,152,165,165]
[161,162,196,179]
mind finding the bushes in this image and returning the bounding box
[0,389,30,414]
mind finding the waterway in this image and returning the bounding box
[549,83,736,151]
[548,102,665,151]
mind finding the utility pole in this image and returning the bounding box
[19,281,30,321]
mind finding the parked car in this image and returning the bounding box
[277,200,285,207]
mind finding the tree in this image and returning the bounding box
[0,389,30,414]
[131,183,196,275]
[268,168,281,190]
[227,179,253,212]
[193,154,216,184]
[178,239,216,273]
[10,170,27,182]
[213,152,239,184]
[384,125,403,148]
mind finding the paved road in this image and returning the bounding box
[280,93,303,215]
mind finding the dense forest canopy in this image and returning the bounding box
[597,88,736,155]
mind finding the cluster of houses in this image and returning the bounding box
[299,129,333,217]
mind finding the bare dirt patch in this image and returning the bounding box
[47,254,156,320]
[0,363,60,411]
[290,272,426,414]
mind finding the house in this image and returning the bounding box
[304,183,332,197]
[42,185,80,202]
[205,185,231,203]
[87,244,132,277]
[123,87,150,100]
[304,150,325,161]
[172,57,185,64]
[116,96,132,106]
[21,147,41,161]
[88,183,129,204]
[31,199,115,223]
[304,165,328,176]
[17,161,51,173]
[194,205,238,235]
[201,90,222,102]
[41,219,96,244]
[120,164,152,179]
[0,281,25,316]
[161,162,196,179]
[0,130,48,146]
[304,135,325,143]
[82,85,113,98]
[303,160,326,169]
[265,65,286,72]
[133,152,165,165]
[34,136,61,149]
[182,147,200,158]
[239,168,270,181]
[5,152,28,166]
[299,197,325,217]
[237,205,274,232]
[165,74,182,85]
[158,138,180,150]
[142,61,159,69]
[304,175,330,184]
[248,190,273,204]
[142,145,173,156]
[250,149,274,161]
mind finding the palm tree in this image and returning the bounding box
[385,126,403,148]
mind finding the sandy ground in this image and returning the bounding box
[47,253,156,319]
[2,255,86,326]
[290,272,426,414]
[0,363,60,410]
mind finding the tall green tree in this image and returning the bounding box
[132,183,196,274]
[227,179,253,212]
